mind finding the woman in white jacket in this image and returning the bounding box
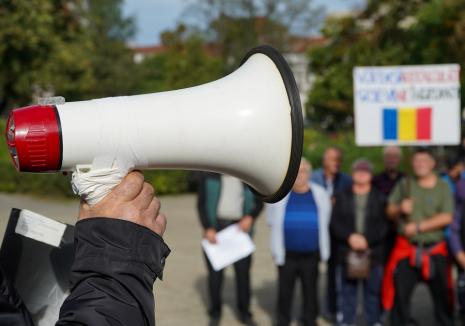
[267,158,331,326]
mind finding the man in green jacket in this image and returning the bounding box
[197,172,263,326]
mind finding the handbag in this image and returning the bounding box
[346,249,371,280]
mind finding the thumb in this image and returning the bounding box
[79,200,91,219]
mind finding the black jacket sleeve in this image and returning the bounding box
[330,192,353,243]
[365,193,389,247]
[56,218,170,326]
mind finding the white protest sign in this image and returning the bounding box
[353,64,461,146]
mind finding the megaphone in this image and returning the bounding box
[5,45,303,203]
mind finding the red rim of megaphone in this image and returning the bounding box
[240,45,304,204]
[5,105,62,172]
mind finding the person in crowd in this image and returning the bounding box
[197,172,263,326]
[373,146,404,262]
[446,155,465,325]
[267,159,331,326]
[0,172,170,326]
[449,178,465,325]
[383,148,454,326]
[311,146,352,321]
[373,146,404,196]
[330,159,388,326]
[441,154,465,194]
[311,147,352,198]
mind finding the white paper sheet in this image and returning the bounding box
[15,210,66,247]
[202,224,255,271]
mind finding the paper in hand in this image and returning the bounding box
[202,224,255,271]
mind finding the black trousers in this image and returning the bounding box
[457,270,465,326]
[390,256,453,326]
[205,253,252,320]
[205,217,253,320]
[324,240,338,318]
[277,251,319,326]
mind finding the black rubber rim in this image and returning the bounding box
[240,45,303,203]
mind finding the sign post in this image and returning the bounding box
[353,64,461,146]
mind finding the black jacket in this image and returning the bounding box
[0,218,170,326]
[330,188,388,264]
[56,218,170,326]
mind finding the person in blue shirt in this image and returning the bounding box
[311,147,352,321]
[267,159,331,326]
[441,154,465,195]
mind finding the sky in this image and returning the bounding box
[123,0,366,46]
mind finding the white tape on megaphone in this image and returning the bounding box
[5,45,303,204]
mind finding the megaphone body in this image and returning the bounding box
[5,46,303,203]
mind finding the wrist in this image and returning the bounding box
[416,222,422,234]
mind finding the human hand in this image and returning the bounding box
[348,233,368,251]
[403,222,419,238]
[238,215,254,233]
[78,171,167,236]
[400,199,414,215]
[457,252,465,270]
[204,228,217,244]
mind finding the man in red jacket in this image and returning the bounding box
[385,148,453,326]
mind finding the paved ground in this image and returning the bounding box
[0,193,450,325]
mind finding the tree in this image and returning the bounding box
[134,24,224,94]
[182,0,323,70]
[0,0,137,114]
[0,0,61,111]
[307,0,465,130]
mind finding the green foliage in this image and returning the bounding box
[144,170,190,195]
[0,0,137,112]
[133,24,226,95]
[301,128,414,174]
[183,0,323,70]
[308,0,465,130]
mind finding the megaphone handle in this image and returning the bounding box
[71,165,129,206]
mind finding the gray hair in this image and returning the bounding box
[301,158,312,173]
[383,145,402,157]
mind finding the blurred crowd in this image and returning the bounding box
[196,145,465,326]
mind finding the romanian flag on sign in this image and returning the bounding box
[383,107,432,141]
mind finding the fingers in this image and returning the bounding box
[142,196,166,236]
[144,196,161,219]
[133,182,155,210]
[153,213,167,236]
[78,200,91,219]
[111,171,144,202]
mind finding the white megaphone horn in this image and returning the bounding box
[5,45,303,203]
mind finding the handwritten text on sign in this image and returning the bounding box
[353,65,461,146]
